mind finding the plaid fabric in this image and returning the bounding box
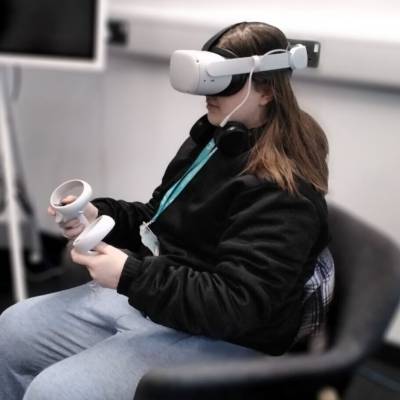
[294,247,335,343]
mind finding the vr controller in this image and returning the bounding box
[169,45,307,95]
[50,179,115,254]
[73,214,115,254]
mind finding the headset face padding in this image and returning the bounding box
[208,47,249,96]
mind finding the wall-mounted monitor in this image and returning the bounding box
[0,0,107,71]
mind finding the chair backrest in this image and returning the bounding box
[326,204,400,360]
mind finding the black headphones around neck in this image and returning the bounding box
[190,114,256,157]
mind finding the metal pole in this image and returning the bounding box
[6,67,43,265]
[0,67,28,301]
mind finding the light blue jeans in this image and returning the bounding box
[0,282,261,400]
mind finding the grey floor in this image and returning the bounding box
[1,235,400,400]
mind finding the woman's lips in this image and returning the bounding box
[206,102,218,110]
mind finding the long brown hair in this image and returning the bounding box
[217,22,329,195]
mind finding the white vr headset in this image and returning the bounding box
[169,45,307,96]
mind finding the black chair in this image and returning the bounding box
[134,204,400,400]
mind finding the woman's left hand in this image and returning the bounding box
[71,242,128,289]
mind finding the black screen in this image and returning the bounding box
[0,0,97,60]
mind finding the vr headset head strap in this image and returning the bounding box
[201,23,243,53]
[202,23,249,96]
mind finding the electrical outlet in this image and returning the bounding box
[288,39,321,68]
[108,19,129,46]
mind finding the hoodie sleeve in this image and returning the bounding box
[92,193,159,252]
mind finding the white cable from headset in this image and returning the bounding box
[219,62,256,128]
[219,49,285,128]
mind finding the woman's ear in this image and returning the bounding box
[259,89,273,106]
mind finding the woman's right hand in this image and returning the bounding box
[47,195,99,240]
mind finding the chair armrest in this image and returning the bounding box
[134,347,360,400]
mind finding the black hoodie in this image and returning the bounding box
[93,124,329,355]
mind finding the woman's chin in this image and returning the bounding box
[206,112,221,126]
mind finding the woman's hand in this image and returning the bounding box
[70,242,128,289]
[48,195,99,239]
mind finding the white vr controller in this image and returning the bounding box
[73,214,115,254]
[50,179,115,254]
[169,45,307,95]
[50,179,92,224]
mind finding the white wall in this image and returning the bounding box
[7,0,400,344]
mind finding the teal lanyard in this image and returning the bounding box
[149,138,217,225]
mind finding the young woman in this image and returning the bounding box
[0,22,332,399]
